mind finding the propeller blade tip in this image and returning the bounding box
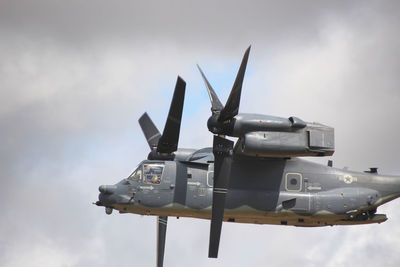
[177,76,186,84]
[139,112,148,122]
[196,64,205,75]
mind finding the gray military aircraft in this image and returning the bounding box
[95,47,400,267]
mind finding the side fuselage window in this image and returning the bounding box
[143,163,164,184]
[285,172,302,192]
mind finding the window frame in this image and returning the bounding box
[142,163,165,185]
[285,172,302,192]
[128,165,143,181]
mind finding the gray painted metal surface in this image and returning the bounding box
[98,155,398,227]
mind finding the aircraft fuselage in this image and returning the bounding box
[98,152,400,227]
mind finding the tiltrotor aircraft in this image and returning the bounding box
[95,47,400,267]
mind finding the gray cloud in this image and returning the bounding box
[0,1,365,50]
[1,1,400,266]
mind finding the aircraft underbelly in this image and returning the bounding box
[121,202,385,227]
[125,185,390,227]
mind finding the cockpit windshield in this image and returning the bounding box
[129,166,142,181]
[128,162,165,184]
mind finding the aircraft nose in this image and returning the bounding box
[98,192,114,206]
[96,193,114,214]
[98,185,117,206]
[98,185,117,194]
[96,184,132,206]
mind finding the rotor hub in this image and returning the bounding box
[207,115,234,135]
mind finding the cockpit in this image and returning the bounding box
[129,162,165,184]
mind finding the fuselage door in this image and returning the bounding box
[281,172,311,213]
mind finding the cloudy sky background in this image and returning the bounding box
[1,1,400,266]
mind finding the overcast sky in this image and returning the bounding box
[1,1,400,266]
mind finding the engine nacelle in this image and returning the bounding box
[238,126,334,158]
[232,114,305,137]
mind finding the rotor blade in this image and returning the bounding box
[157,76,186,154]
[196,64,224,113]
[157,216,168,267]
[139,112,161,150]
[219,46,251,122]
[209,135,234,258]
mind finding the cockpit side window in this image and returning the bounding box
[129,167,142,181]
[143,163,164,184]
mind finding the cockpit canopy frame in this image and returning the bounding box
[129,161,165,185]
